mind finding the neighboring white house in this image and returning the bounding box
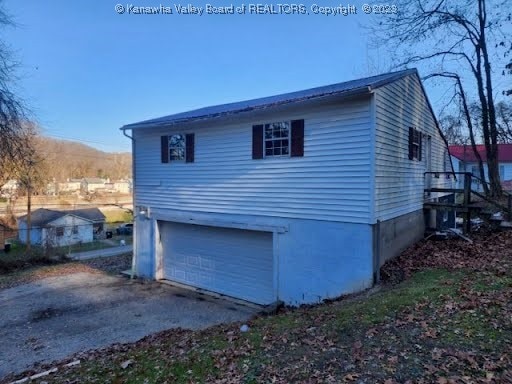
[113,180,132,194]
[17,208,106,247]
[0,180,18,198]
[104,180,132,194]
[81,178,106,193]
[58,179,82,194]
[449,144,512,192]
[121,69,452,306]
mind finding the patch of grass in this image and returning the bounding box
[74,338,222,384]
[472,274,512,292]
[101,208,133,224]
[0,239,120,273]
[167,355,217,382]
[440,309,504,350]
[332,269,462,328]
[57,240,113,254]
[0,243,59,273]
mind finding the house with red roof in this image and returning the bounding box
[449,144,512,191]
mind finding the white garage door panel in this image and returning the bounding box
[161,222,274,305]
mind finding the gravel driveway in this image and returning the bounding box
[0,272,258,379]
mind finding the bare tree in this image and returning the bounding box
[17,150,49,250]
[426,72,490,194]
[0,2,34,187]
[439,115,469,145]
[372,0,510,197]
[496,101,512,142]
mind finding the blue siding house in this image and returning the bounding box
[18,208,106,247]
[450,144,512,192]
[121,69,452,306]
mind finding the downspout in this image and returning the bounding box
[373,220,381,284]
[121,128,137,279]
[368,91,380,284]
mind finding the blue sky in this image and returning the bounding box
[3,1,395,152]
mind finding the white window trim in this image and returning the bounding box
[263,121,291,158]
[168,134,186,162]
[411,130,421,161]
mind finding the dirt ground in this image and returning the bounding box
[0,271,258,379]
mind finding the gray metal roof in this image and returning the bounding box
[18,208,106,226]
[82,178,105,184]
[68,208,106,223]
[121,69,418,130]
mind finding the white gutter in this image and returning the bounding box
[121,128,137,280]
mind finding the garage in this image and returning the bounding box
[160,221,275,305]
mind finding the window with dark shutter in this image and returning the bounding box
[253,119,304,159]
[169,134,185,160]
[161,136,169,163]
[161,133,194,163]
[252,125,263,159]
[185,134,195,163]
[291,119,304,157]
[408,127,422,161]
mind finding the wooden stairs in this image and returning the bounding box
[423,172,512,234]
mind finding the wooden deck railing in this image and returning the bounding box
[423,172,512,233]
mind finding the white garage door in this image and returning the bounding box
[160,222,274,305]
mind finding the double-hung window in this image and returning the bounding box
[161,134,195,163]
[169,134,185,161]
[264,122,290,157]
[408,127,422,161]
[252,119,304,159]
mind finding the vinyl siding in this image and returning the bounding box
[374,75,451,221]
[134,99,373,224]
[463,162,512,181]
[17,215,92,246]
[456,161,512,191]
[43,216,93,247]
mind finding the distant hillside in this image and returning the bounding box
[35,136,131,182]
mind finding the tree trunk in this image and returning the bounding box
[456,75,489,195]
[26,186,31,251]
[479,0,502,198]
[487,155,502,197]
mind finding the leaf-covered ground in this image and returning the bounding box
[3,231,512,384]
[0,253,131,290]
